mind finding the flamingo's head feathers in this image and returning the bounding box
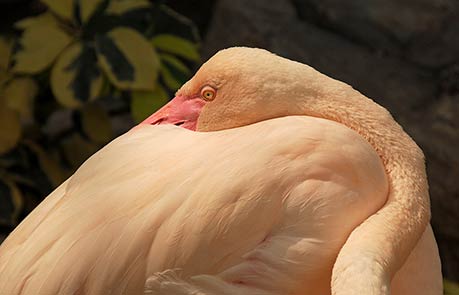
[141,47,332,131]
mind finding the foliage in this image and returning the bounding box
[0,0,200,230]
[445,279,459,295]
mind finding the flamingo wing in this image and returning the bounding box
[0,116,388,295]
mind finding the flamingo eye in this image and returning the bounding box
[200,86,216,101]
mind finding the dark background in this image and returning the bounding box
[1,0,458,285]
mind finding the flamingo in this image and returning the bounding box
[0,47,442,294]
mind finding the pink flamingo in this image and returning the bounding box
[0,47,442,294]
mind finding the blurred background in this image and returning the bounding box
[0,0,458,292]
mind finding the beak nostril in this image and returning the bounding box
[151,118,165,125]
[140,95,204,131]
[150,118,186,127]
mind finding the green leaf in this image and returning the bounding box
[62,134,99,168]
[80,104,112,143]
[131,85,168,123]
[152,34,200,61]
[0,178,23,226]
[96,27,159,90]
[25,141,68,187]
[0,36,13,70]
[160,53,190,75]
[80,0,107,23]
[116,5,153,35]
[3,77,38,120]
[51,43,104,108]
[159,54,191,91]
[12,23,73,74]
[14,12,58,30]
[82,5,151,39]
[152,5,200,42]
[41,0,74,21]
[106,0,150,15]
[0,71,10,89]
[0,102,21,155]
[444,279,459,295]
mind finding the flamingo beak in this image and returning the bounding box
[140,95,206,131]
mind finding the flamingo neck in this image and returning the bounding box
[305,83,430,294]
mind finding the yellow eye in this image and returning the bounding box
[200,86,216,101]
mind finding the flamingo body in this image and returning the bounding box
[1,116,387,294]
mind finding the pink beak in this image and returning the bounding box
[140,95,206,131]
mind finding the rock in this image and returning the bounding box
[409,94,459,279]
[291,0,459,68]
[203,0,459,281]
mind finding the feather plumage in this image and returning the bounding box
[1,116,388,294]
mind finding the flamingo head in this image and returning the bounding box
[140,47,318,131]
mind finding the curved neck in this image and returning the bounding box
[307,82,430,293]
